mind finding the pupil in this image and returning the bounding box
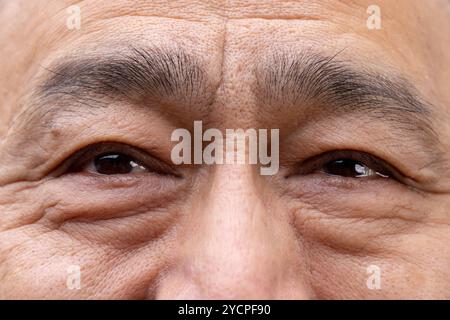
[94,153,134,175]
[324,159,367,177]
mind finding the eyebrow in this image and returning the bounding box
[37,46,208,111]
[30,47,442,154]
[255,51,438,141]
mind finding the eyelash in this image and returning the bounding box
[56,142,403,187]
[290,150,402,181]
[57,142,179,177]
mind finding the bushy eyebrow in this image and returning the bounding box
[255,51,438,140]
[38,46,208,107]
[29,46,444,158]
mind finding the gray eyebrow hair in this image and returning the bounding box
[255,51,438,139]
[38,46,207,107]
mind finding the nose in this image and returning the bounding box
[156,165,315,299]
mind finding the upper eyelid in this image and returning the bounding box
[292,150,403,179]
[47,142,127,176]
[51,142,180,177]
[68,143,145,170]
[51,142,405,181]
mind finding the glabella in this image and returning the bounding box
[171,121,279,175]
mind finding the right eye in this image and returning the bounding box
[63,142,178,177]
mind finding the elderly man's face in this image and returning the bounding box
[0,0,449,299]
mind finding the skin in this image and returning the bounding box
[0,0,450,299]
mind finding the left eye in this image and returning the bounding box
[86,153,148,175]
[322,159,381,178]
[295,150,394,179]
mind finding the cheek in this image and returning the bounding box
[286,185,450,298]
[285,174,430,253]
[34,174,188,244]
[303,232,450,299]
[0,177,184,299]
[0,228,177,299]
[3,173,450,299]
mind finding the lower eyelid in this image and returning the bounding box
[63,171,180,187]
[286,172,391,193]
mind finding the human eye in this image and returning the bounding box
[58,142,178,177]
[293,150,398,180]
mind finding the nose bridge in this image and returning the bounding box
[157,165,313,299]
[185,166,280,298]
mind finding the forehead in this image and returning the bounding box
[1,0,447,71]
[0,0,449,126]
[1,0,447,56]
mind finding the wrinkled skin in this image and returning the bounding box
[0,0,450,299]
